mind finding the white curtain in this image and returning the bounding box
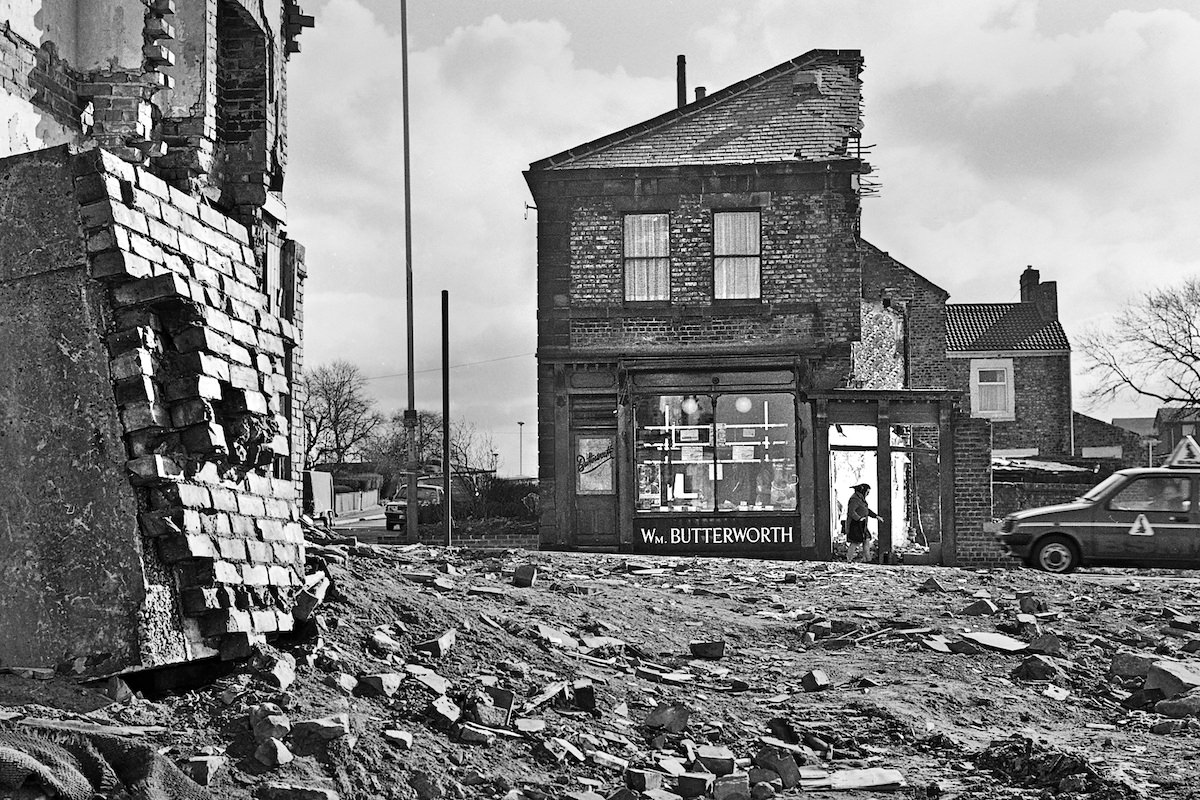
[714,211,760,299]
[624,214,669,300]
[977,369,1008,412]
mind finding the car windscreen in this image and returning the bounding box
[1080,473,1129,502]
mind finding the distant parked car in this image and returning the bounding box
[995,441,1200,573]
[384,484,444,531]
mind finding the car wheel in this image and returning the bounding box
[1032,534,1079,574]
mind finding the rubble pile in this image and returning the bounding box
[3,536,1200,798]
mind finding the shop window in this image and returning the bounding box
[713,211,760,299]
[624,213,669,301]
[969,358,1014,420]
[634,392,797,513]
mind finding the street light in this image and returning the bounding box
[399,0,420,543]
[518,421,525,477]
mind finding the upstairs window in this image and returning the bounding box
[714,211,761,299]
[970,358,1015,420]
[624,213,670,301]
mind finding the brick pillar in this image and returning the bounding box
[952,415,1013,567]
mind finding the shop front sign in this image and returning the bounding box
[632,514,800,554]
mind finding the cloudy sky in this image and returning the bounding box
[285,0,1200,475]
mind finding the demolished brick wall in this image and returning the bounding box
[0,144,305,672]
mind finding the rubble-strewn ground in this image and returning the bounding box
[6,535,1200,800]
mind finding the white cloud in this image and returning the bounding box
[287,1,676,472]
[285,0,1200,475]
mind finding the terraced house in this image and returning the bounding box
[525,51,997,565]
[0,0,314,673]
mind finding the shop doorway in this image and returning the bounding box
[817,394,952,564]
[572,433,618,548]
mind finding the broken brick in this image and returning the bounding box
[415,628,456,658]
[753,747,800,789]
[358,673,403,698]
[689,640,726,659]
[644,702,690,733]
[513,564,538,587]
[676,772,715,798]
[696,744,736,776]
[801,669,831,692]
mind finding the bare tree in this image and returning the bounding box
[304,361,383,465]
[363,410,443,491]
[364,412,499,512]
[447,417,500,515]
[1079,277,1200,408]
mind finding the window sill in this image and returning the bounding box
[712,298,765,308]
[623,300,673,310]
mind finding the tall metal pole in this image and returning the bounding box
[401,0,419,543]
[518,421,525,477]
[441,290,451,546]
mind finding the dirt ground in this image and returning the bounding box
[5,536,1200,799]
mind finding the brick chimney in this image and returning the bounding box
[1020,265,1058,321]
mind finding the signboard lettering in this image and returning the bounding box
[633,514,800,553]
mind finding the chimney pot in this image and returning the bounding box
[695,86,706,101]
[676,55,686,108]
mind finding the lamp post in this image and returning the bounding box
[400,0,418,543]
[518,421,525,477]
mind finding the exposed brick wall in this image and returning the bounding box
[1073,411,1144,468]
[858,241,949,389]
[0,25,85,149]
[993,480,1096,518]
[951,415,1015,567]
[0,144,306,669]
[77,145,306,654]
[948,354,1073,458]
[530,165,862,364]
[410,529,540,551]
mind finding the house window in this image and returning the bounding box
[624,213,669,301]
[714,211,761,299]
[970,358,1015,420]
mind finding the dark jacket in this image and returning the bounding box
[845,490,877,542]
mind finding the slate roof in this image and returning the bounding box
[529,49,864,171]
[1155,406,1200,426]
[946,303,1071,352]
[1112,417,1157,437]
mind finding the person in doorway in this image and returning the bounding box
[845,483,884,563]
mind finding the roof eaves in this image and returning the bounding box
[527,48,861,172]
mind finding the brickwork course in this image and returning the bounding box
[0,0,314,672]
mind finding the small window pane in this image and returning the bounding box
[713,393,797,511]
[978,383,1007,413]
[714,212,760,255]
[977,369,1006,384]
[635,394,715,513]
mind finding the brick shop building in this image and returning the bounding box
[0,1,314,673]
[525,51,994,564]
